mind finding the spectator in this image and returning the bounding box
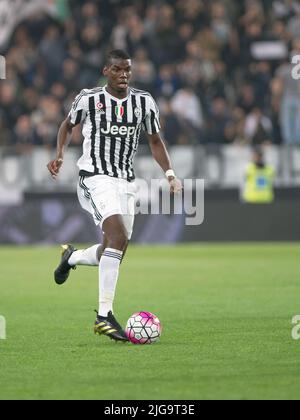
[244,108,273,145]
[21,88,40,115]
[196,26,223,64]
[0,83,22,130]
[160,101,184,146]
[237,84,257,114]
[155,65,180,99]
[247,61,272,109]
[13,115,35,154]
[276,42,300,144]
[149,4,178,65]
[50,83,67,102]
[39,25,67,81]
[0,115,12,147]
[171,86,204,143]
[125,14,148,56]
[176,0,209,31]
[270,77,283,145]
[79,23,104,67]
[271,19,291,43]
[211,2,232,45]
[177,23,195,60]
[231,107,247,144]
[61,58,80,91]
[2,0,300,153]
[273,0,300,20]
[143,5,159,38]
[32,96,62,148]
[287,10,300,38]
[132,49,155,92]
[242,147,275,204]
[206,97,232,144]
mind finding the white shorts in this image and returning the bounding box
[77,175,137,240]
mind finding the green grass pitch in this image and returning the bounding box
[0,243,300,400]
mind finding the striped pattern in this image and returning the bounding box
[68,86,161,182]
[79,176,103,223]
[94,322,117,336]
[102,249,123,261]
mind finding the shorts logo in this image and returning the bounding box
[134,108,141,118]
[98,201,106,211]
[115,105,124,118]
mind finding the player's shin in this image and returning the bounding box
[68,244,101,266]
[98,248,123,317]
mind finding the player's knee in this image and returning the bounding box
[108,231,128,251]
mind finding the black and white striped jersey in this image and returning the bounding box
[68,86,161,182]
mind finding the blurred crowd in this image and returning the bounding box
[1,0,300,152]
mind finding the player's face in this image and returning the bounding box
[104,59,132,93]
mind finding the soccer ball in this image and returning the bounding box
[125,312,162,344]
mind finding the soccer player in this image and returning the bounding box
[47,50,182,342]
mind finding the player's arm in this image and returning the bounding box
[148,132,182,193]
[145,96,182,193]
[47,90,87,179]
[47,117,75,179]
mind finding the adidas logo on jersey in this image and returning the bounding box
[100,122,139,137]
[96,102,106,115]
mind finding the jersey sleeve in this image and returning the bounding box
[143,96,161,135]
[68,90,88,125]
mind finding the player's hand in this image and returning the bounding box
[47,158,63,180]
[169,178,183,194]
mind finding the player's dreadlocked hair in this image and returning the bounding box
[105,50,131,66]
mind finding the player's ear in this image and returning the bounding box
[103,66,109,77]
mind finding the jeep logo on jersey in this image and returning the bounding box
[100,122,138,137]
[115,105,124,118]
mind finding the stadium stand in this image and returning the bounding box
[0,1,300,141]
[0,0,300,193]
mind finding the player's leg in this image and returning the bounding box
[68,244,101,266]
[96,189,135,317]
[122,241,129,262]
[94,214,129,341]
[97,233,108,260]
[54,178,110,285]
[62,230,127,287]
[70,233,128,266]
[54,244,78,285]
[117,182,135,264]
[98,214,128,317]
[67,234,109,267]
[58,175,133,341]
[54,237,109,285]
